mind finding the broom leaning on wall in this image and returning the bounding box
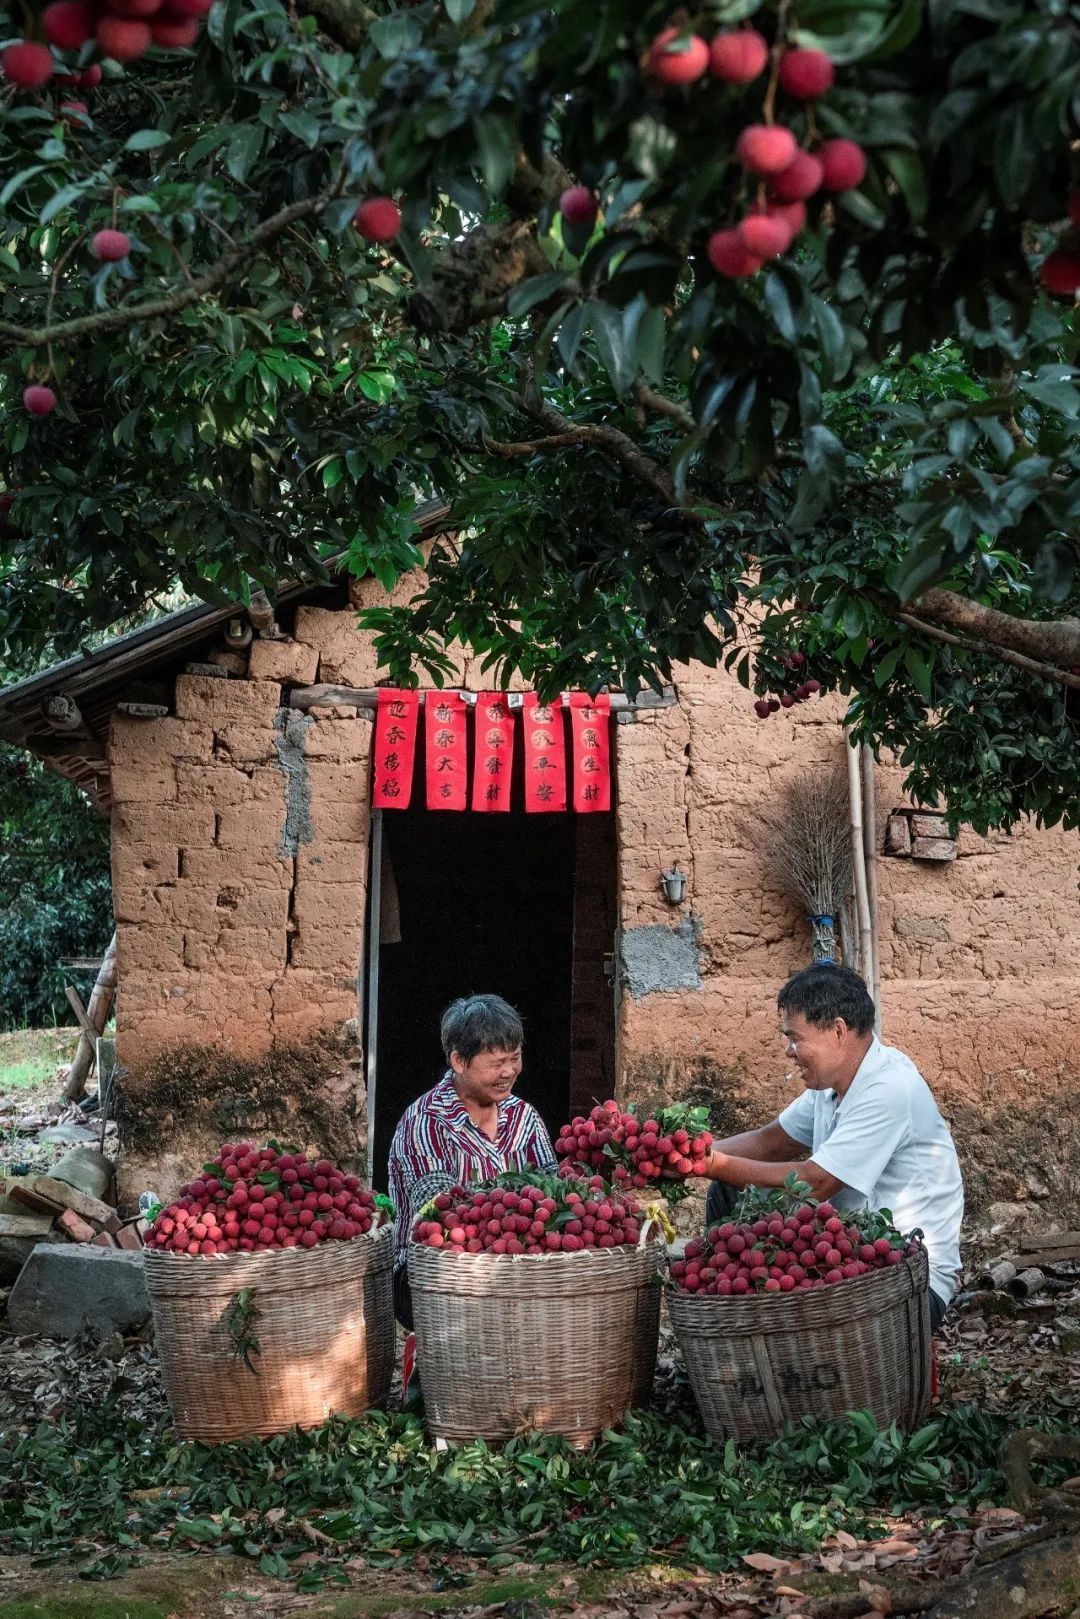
[751,769,854,964]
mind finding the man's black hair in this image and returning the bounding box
[776,963,876,1036]
[440,994,524,1062]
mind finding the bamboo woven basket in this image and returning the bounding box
[669,1247,931,1444]
[145,1221,394,1442]
[408,1239,664,1446]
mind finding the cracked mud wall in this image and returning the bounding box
[614,663,1080,1218]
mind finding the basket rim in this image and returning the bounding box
[408,1233,665,1263]
[668,1246,927,1315]
[145,1217,393,1268]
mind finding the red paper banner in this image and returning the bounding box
[522,693,567,813]
[373,689,420,809]
[425,692,468,810]
[568,692,612,813]
[471,691,515,812]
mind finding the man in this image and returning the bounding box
[697,963,963,1332]
[388,993,556,1327]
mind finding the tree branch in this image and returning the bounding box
[518,389,679,506]
[0,194,332,351]
[894,610,1080,689]
[483,431,587,457]
[633,379,695,433]
[913,587,1080,671]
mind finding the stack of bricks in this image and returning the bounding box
[4,1168,142,1251]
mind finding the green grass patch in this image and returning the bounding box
[0,1599,175,1619]
[0,1026,79,1091]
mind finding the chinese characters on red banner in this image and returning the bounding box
[568,692,612,813]
[373,689,420,808]
[425,693,468,810]
[471,692,515,812]
[521,692,567,813]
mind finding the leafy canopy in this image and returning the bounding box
[0,0,1078,831]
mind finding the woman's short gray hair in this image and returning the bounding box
[440,994,524,1063]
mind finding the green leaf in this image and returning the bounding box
[904,645,933,701]
[445,0,475,21]
[507,273,571,319]
[278,110,321,148]
[369,11,422,56]
[0,166,45,207]
[124,129,170,152]
[472,114,516,197]
[225,124,263,183]
[39,184,88,226]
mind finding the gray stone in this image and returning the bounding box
[0,1232,65,1285]
[620,917,703,998]
[6,1244,149,1339]
[911,836,957,862]
[884,813,912,856]
[37,1123,99,1145]
[48,1146,114,1202]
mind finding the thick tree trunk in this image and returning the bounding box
[62,931,118,1102]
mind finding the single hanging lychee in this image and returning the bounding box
[1,40,54,87]
[736,124,798,176]
[778,47,835,99]
[648,27,710,84]
[353,197,401,243]
[818,138,867,192]
[709,29,768,84]
[560,186,598,226]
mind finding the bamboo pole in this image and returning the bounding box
[860,744,882,1032]
[62,930,118,1102]
[845,734,873,987]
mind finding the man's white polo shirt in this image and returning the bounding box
[778,1037,964,1306]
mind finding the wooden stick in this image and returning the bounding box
[1019,1230,1080,1251]
[846,733,873,986]
[978,1259,1018,1290]
[288,683,676,712]
[64,985,97,1039]
[860,744,881,1031]
[62,931,118,1102]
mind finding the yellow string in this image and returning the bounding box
[642,1200,677,1244]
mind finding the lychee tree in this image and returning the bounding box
[0,0,1077,830]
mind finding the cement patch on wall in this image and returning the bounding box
[620,917,703,998]
[273,709,314,855]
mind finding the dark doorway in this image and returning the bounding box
[368,803,618,1192]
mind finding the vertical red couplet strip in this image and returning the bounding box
[373,689,420,809]
[425,691,468,810]
[471,691,515,812]
[568,692,611,812]
[522,692,567,812]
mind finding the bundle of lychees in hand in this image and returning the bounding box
[554,1100,713,1203]
[672,1192,920,1297]
[411,1169,645,1255]
[146,1141,389,1256]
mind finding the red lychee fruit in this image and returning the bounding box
[778,48,835,99]
[1041,249,1080,298]
[769,149,824,202]
[766,198,806,239]
[560,185,598,226]
[23,384,57,416]
[767,697,780,712]
[649,27,710,84]
[161,0,213,13]
[780,693,795,708]
[43,1,96,48]
[110,0,163,16]
[60,98,89,119]
[753,698,771,718]
[708,29,768,84]
[78,62,103,86]
[353,197,401,243]
[2,41,54,88]
[707,228,763,279]
[91,228,130,261]
[738,211,794,258]
[96,14,152,58]
[736,124,798,176]
[818,138,867,192]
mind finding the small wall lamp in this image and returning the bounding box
[660,864,687,905]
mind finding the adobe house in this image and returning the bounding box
[2,504,1078,1216]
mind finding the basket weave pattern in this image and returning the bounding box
[669,1247,931,1444]
[408,1241,663,1446]
[145,1222,394,1441]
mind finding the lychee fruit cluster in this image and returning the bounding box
[554,1100,713,1201]
[753,660,821,718]
[645,23,866,280]
[1,0,211,84]
[412,1169,643,1254]
[672,1199,919,1295]
[145,1141,386,1255]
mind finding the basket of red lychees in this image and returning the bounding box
[143,1141,394,1441]
[407,1167,664,1446]
[667,1188,931,1444]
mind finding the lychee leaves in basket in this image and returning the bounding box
[411,1165,646,1254]
[554,1099,713,1204]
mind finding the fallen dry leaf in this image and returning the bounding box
[740,1553,792,1574]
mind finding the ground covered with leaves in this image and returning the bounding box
[1,1272,1079,1619]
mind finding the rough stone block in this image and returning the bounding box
[885,813,913,856]
[303,760,371,800]
[176,765,285,807]
[213,724,280,766]
[248,637,319,686]
[115,1224,143,1251]
[0,1212,54,1240]
[911,812,950,839]
[109,763,178,804]
[0,1232,64,1283]
[181,848,292,889]
[184,925,288,973]
[48,1147,114,1202]
[108,715,214,770]
[175,674,283,726]
[111,844,180,925]
[302,724,373,766]
[289,924,363,975]
[7,1183,64,1216]
[33,1178,114,1227]
[297,842,368,885]
[307,796,369,843]
[116,924,187,974]
[215,797,287,849]
[114,803,216,848]
[292,606,382,687]
[56,1208,96,1243]
[204,882,291,931]
[6,1245,149,1339]
[911,837,957,862]
[293,881,366,932]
